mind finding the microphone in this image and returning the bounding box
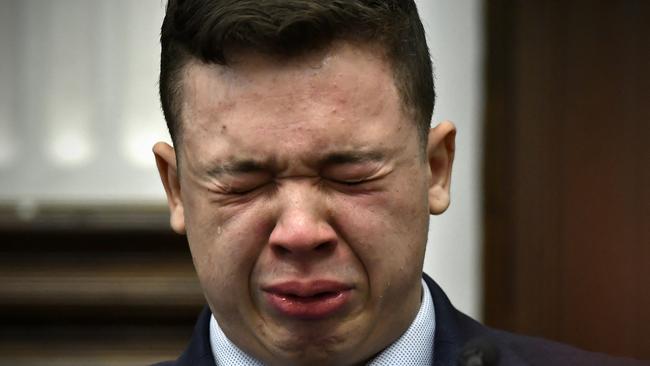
[457,337,500,366]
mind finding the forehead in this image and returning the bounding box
[177,42,413,167]
[181,43,397,110]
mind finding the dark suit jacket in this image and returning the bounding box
[155,274,648,365]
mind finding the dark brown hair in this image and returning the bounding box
[160,0,434,147]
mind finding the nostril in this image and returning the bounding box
[315,241,335,253]
[271,240,335,257]
[272,245,291,256]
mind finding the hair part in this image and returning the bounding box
[160,0,435,150]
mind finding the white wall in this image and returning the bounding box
[0,0,169,205]
[417,0,485,319]
[0,0,484,319]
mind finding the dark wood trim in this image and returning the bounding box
[482,0,518,331]
[482,0,650,359]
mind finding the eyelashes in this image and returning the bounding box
[220,177,376,196]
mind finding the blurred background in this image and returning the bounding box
[0,0,647,364]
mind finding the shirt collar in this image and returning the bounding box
[209,278,436,365]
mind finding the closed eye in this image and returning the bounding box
[224,182,271,195]
[327,176,384,193]
[226,186,259,195]
[333,179,369,186]
[210,174,273,196]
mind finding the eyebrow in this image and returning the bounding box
[205,150,386,178]
[206,159,268,178]
[320,150,386,166]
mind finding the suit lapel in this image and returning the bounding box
[424,273,468,366]
[173,306,216,366]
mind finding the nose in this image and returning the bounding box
[268,183,337,260]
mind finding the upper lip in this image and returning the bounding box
[262,280,353,297]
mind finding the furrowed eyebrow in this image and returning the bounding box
[206,159,268,178]
[205,151,385,178]
[321,151,386,165]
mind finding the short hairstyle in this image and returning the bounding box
[159,0,434,148]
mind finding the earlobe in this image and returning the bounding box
[426,121,456,215]
[153,142,186,234]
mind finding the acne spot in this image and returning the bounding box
[220,125,227,133]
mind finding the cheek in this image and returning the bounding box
[331,179,429,283]
[184,194,274,306]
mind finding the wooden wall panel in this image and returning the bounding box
[0,206,203,365]
[483,0,649,360]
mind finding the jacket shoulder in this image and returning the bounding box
[150,306,215,366]
[422,273,648,366]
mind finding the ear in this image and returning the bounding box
[153,142,186,234]
[426,121,456,215]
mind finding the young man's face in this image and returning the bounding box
[154,42,455,366]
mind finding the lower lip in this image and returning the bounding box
[264,290,352,320]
